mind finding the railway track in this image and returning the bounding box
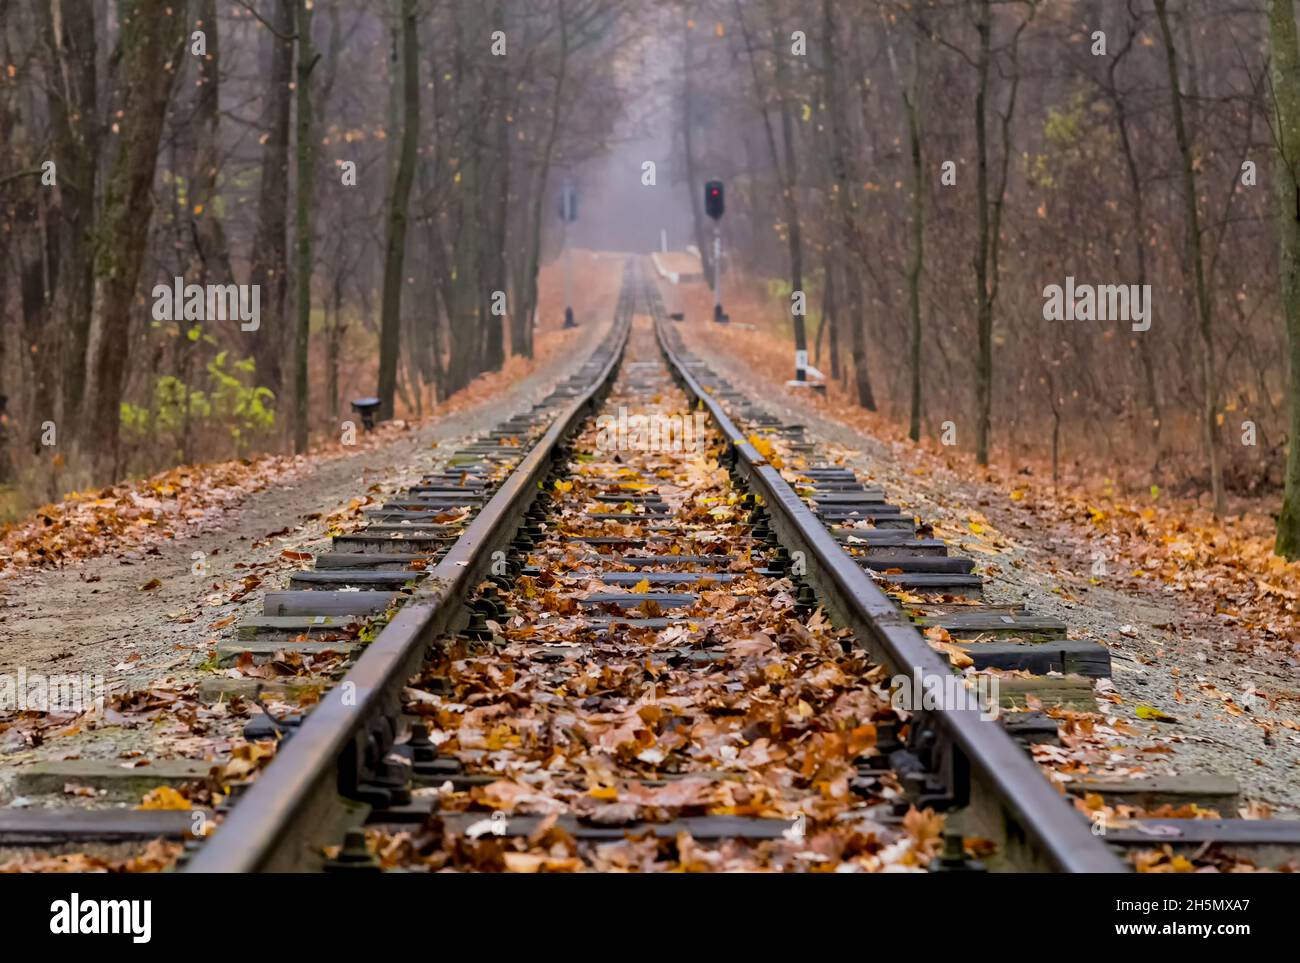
[187,259,1114,872]
[5,258,1291,873]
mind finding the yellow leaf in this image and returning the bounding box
[924,625,953,644]
[747,433,782,467]
[1135,705,1178,723]
[925,627,973,668]
[137,786,191,811]
[485,723,518,750]
[1009,490,1024,501]
[632,578,651,594]
[588,785,618,801]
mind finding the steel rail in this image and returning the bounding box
[649,280,1125,873]
[187,313,633,872]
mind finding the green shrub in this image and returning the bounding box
[121,353,275,460]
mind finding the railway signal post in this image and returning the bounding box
[705,180,728,322]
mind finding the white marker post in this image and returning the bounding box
[713,229,723,322]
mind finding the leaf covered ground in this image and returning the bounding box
[366,318,948,872]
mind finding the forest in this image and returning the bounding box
[4,0,1300,559]
[0,0,627,496]
[682,0,1300,558]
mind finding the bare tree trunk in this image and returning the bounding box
[19,199,56,457]
[481,0,509,374]
[469,0,508,375]
[823,261,840,381]
[845,270,874,409]
[248,0,293,403]
[972,0,1026,466]
[0,161,9,483]
[774,30,805,367]
[174,0,227,465]
[1115,89,1161,465]
[1047,369,1061,489]
[444,0,485,393]
[36,0,99,435]
[418,162,450,397]
[1101,12,1162,468]
[507,246,531,359]
[291,0,318,452]
[189,0,232,286]
[422,57,451,390]
[973,0,993,465]
[1155,0,1224,515]
[1269,0,1300,557]
[0,19,15,484]
[377,0,419,421]
[682,22,713,289]
[85,0,185,479]
[519,0,570,359]
[814,269,827,364]
[822,0,874,409]
[899,24,925,442]
[328,267,345,420]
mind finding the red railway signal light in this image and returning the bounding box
[705,180,724,220]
